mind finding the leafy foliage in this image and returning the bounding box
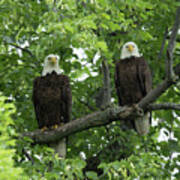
[0,94,25,179]
[0,0,179,179]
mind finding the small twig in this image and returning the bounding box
[166,7,180,80]
[8,43,35,58]
[148,103,180,111]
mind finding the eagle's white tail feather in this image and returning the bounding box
[135,113,150,135]
[51,138,66,158]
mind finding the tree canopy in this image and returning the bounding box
[0,0,180,179]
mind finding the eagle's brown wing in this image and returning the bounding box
[115,62,123,106]
[136,57,152,96]
[59,75,72,124]
[32,77,43,128]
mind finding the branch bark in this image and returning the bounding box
[95,58,111,109]
[166,7,180,80]
[23,106,139,143]
[148,103,180,111]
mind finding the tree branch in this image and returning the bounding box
[8,43,35,58]
[148,103,180,111]
[138,63,180,109]
[139,7,180,108]
[23,106,141,143]
[166,7,180,80]
[138,79,172,109]
[95,58,111,109]
[4,41,35,58]
[22,63,180,144]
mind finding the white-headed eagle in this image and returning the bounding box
[115,42,152,135]
[32,54,72,157]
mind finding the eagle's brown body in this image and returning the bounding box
[115,56,152,106]
[115,56,152,134]
[32,71,72,129]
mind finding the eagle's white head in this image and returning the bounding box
[42,54,60,76]
[120,41,141,59]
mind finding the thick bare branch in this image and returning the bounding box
[23,106,141,143]
[166,7,180,79]
[23,101,180,144]
[148,103,180,111]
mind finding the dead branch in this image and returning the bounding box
[166,7,180,80]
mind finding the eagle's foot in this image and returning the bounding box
[41,126,48,132]
[51,123,64,130]
[51,124,59,129]
[132,104,144,117]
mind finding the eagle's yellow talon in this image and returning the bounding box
[52,124,59,129]
[41,126,48,132]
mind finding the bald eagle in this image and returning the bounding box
[115,42,152,135]
[32,54,72,157]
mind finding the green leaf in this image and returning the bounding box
[86,171,98,180]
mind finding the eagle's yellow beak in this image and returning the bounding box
[127,44,134,52]
[49,57,57,64]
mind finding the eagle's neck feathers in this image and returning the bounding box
[121,51,141,60]
[42,66,61,76]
